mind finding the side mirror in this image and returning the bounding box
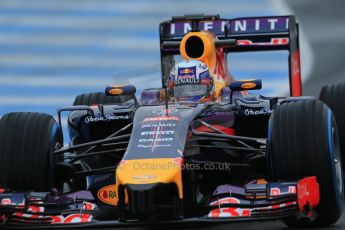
[229,79,262,91]
[105,85,136,96]
[229,79,262,104]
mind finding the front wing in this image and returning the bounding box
[0,177,319,228]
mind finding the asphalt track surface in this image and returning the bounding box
[86,1,345,230]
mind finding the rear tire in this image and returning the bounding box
[73,92,133,106]
[0,112,63,191]
[320,82,345,168]
[268,100,343,227]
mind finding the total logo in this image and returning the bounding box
[108,88,123,95]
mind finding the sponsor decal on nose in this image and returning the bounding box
[97,185,117,205]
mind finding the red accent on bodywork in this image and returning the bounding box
[237,38,289,46]
[271,204,280,210]
[297,176,320,211]
[64,213,92,224]
[173,157,184,167]
[49,215,64,224]
[290,49,302,96]
[214,47,227,82]
[210,197,240,206]
[270,187,281,196]
[1,198,11,205]
[201,79,211,86]
[186,130,193,141]
[118,160,126,169]
[196,125,235,135]
[209,197,251,217]
[27,205,44,213]
[285,201,295,207]
[0,188,5,193]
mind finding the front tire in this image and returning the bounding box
[268,100,343,226]
[0,112,63,191]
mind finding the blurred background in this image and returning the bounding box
[0,0,344,229]
[0,0,300,117]
[0,0,344,118]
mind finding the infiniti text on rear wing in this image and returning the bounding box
[159,15,302,96]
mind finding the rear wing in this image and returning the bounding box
[159,14,302,96]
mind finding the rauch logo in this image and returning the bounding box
[97,185,117,205]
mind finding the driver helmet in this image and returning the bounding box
[168,60,214,102]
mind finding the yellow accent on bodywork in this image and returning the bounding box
[180,31,217,72]
[115,158,183,204]
[179,31,230,98]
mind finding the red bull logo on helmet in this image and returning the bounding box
[180,68,194,74]
[175,66,199,85]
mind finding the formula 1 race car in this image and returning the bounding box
[1,14,345,228]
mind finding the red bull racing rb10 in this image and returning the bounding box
[1,14,345,228]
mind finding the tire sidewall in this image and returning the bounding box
[268,101,343,226]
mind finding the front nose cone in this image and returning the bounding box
[126,183,180,219]
[115,158,184,220]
